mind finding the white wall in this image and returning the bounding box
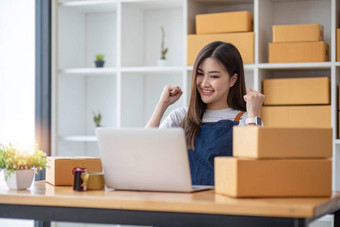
[0,0,35,226]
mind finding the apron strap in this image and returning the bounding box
[234,111,245,122]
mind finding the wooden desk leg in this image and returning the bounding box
[34,220,51,227]
[334,209,340,227]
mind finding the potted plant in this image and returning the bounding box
[158,26,168,66]
[93,111,102,127]
[0,143,47,190]
[95,54,105,67]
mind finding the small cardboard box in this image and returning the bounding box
[233,127,332,159]
[273,24,323,43]
[261,105,331,128]
[187,32,254,65]
[269,41,328,63]
[46,156,102,186]
[337,29,340,61]
[263,77,330,105]
[196,11,253,34]
[215,157,332,197]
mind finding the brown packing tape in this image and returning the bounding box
[72,159,86,168]
[81,172,105,190]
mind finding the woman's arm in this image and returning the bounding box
[145,85,182,128]
[243,88,265,126]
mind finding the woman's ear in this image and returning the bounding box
[230,73,238,87]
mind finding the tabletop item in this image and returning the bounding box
[233,127,332,159]
[73,167,87,191]
[215,157,331,197]
[96,128,212,192]
[82,172,105,190]
[46,156,102,186]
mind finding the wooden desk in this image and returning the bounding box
[0,181,339,227]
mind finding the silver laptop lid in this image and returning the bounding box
[96,128,193,192]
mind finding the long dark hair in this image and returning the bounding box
[181,41,247,149]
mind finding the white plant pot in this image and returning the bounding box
[157,59,167,67]
[5,169,35,190]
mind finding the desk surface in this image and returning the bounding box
[0,181,339,219]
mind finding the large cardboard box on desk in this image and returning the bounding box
[263,77,330,105]
[269,41,328,63]
[233,127,332,159]
[215,157,332,197]
[46,156,102,186]
[187,32,254,65]
[273,24,323,43]
[196,11,253,34]
[261,105,331,128]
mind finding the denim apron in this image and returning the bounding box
[188,111,245,186]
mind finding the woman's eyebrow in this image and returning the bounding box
[197,68,220,74]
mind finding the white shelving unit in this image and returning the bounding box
[52,0,340,200]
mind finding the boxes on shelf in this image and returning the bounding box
[233,127,332,159]
[196,11,253,34]
[337,29,340,61]
[260,105,331,128]
[46,156,102,186]
[263,77,330,105]
[269,41,328,63]
[187,32,254,65]
[273,24,323,43]
[215,157,332,197]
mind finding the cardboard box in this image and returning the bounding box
[196,11,253,34]
[46,156,102,186]
[215,157,332,197]
[338,85,340,110]
[233,127,332,159]
[269,41,328,63]
[337,29,340,61]
[187,32,254,65]
[261,105,331,128]
[263,77,330,105]
[273,24,323,43]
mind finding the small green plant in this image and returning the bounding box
[96,54,104,61]
[0,143,47,180]
[93,111,102,127]
[160,26,168,60]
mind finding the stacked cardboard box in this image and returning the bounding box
[269,24,328,63]
[261,77,331,128]
[187,11,254,65]
[215,127,332,197]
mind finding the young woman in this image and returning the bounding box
[146,41,265,185]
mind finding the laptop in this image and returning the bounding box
[96,128,213,192]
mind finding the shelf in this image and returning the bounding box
[59,0,117,13]
[59,68,118,75]
[121,0,183,10]
[121,66,183,74]
[258,62,333,70]
[59,136,97,142]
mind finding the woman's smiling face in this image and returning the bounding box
[196,57,237,110]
